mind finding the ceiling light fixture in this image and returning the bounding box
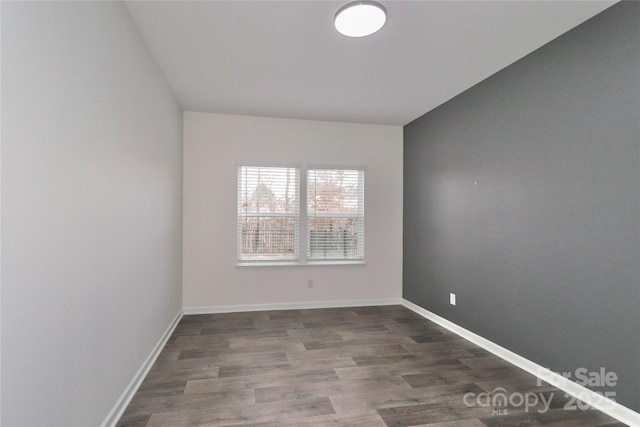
[334,1,387,38]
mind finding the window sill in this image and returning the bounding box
[306,260,366,266]
[236,260,366,268]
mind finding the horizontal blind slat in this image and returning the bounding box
[307,169,364,261]
[238,166,299,261]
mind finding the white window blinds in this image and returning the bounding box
[237,166,299,262]
[307,169,364,261]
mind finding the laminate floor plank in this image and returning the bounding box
[239,411,388,427]
[254,375,411,404]
[329,383,486,414]
[117,306,626,427]
[145,397,335,427]
[290,343,409,360]
[124,390,255,419]
[184,368,341,394]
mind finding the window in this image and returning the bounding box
[237,166,299,262]
[237,165,364,265]
[307,169,364,262]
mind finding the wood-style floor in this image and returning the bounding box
[118,305,626,427]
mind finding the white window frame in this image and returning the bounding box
[306,168,365,263]
[237,164,365,266]
[237,165,300,265]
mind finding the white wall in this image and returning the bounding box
[183,112,402,309]
[1,2,183,426]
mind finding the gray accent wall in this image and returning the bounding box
[404,1,639,412]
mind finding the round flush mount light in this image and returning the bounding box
[334,1,387,38]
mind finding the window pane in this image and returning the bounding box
[307,169,361,214]
[238,166,298,214]
[309,217,361,259]
[240,217,297,260]
[238,166,299,261]
[307,169,364,261]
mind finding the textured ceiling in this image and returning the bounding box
[126,1,615,125]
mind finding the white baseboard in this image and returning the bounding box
[402,299,640,427]
[183,298,402,315]
[101,310,183,427]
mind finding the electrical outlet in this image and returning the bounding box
[450,293,456,306]
[307,279,314,288]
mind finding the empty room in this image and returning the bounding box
[1,1,638,426]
